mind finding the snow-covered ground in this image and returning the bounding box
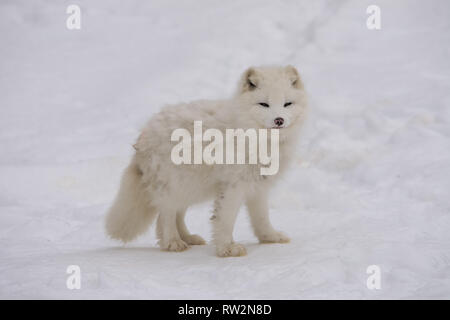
[1,0,449,299]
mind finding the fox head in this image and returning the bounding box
[235,66,307,135]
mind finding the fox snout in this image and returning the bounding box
[274,117,284,127]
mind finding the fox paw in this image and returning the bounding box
[259,231,290,244]
[216,243,247,257]
[182,234,206,245]
[161,238,189,252]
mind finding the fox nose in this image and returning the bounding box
[274,117,284,127]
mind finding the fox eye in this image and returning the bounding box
[258,103,269,108]
[248,80,257,89]
[284,102,292,107]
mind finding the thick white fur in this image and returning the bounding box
[105,66,308,257]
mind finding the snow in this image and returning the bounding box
[1,0,450,299]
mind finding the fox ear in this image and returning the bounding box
[239,67,259,93]
[285,65,303,89]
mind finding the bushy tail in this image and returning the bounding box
[105,157,157,242]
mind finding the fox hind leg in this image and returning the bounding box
[156,206,189,252]
[176,209,206,245]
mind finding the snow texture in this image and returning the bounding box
[1,0,449,299]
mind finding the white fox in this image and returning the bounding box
[105,66,308,257]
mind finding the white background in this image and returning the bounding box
[0,0,449,299]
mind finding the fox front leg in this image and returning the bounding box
[211,186,247,257]
[246,188,290,244]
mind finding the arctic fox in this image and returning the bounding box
[105,66,308,257]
